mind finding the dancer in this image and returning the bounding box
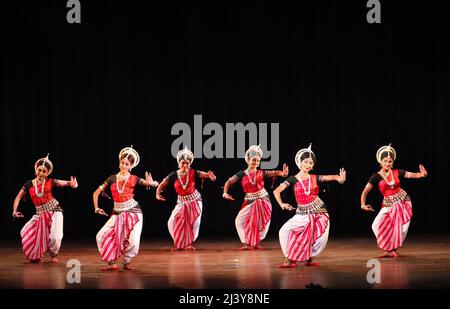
[12,154,78,263]
[93,146,159,270]
[360,144,427,258]
[223,145,288,250]
[273,144,346,268]
[156,146,216,250]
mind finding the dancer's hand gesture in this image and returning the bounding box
[95,208,108,216]
[207,171,217,181]
[12,211,24,218]
[281,203,294,211]
[361,205,375,212]
[419,164,428,177]
[69,176,78,188]
[282,164,289,177]
[156,193,166,201]
[145,171,159,187]
[338,168,346,184]
[222,193,235,201]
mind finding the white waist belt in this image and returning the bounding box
[113,199,139,213]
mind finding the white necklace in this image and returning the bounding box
[116,173,130,194]
[380,169,395,189]
[298,173,311,195]
[177,170,190,190]
[245,169,257,185]
[34,179,46,198]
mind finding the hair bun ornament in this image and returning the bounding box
[34,153,54,176]
[295,143,315,169]
[244,145,263,163]
[176,145,194,164]
[376,143,396,163]
[119,145,140,170]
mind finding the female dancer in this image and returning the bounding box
[223,145,288,250]
[12,154,78,263]
[93,146,159,270]
[273,144,346,268]
[360,144,427,258]
[156,146,216,250]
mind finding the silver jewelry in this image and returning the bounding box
[116,173,130,194]
[177,170,190,190]
[380,169,395,189]
[34,179,46,197]
[245,169,257,185]
[299,174,311,195]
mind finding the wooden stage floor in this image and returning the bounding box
[1,234,450,289]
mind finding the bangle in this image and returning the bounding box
[94,208,99,213]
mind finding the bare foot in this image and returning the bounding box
[391,250,400,257]
[305,262,320,266]
[253,244,264,250]
[170,247,182,251]
[278,259,297,268]
[100,264,119,271]
[51,257,60,263]
[239,244,254,250]
[185,245,196,250]
[305,258,320,266]
[377,251,394,258]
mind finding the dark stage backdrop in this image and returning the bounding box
[1,1,449,239]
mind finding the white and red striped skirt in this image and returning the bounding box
[372,198,413,252]
[98,212,141,262]
[168,191,203,249]
[20,210,62,261]
[279,212,330,262]
[235,197,272,247]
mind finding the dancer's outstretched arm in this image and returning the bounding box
[55,177,78,188]
[265,164,289,178]
[318,168,346,184]
[197,170,217,181]
[405,164,428,179]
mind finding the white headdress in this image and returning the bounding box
[119,145,140,170]
[34,153,53,176]
[376,143,396,163]
[244,145,263,163]
[295,143,315,169]
[176,145,194,164]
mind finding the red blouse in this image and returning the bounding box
[23,179,57,207]
[368,169,405,198]
[167,169,198,196]
[284,175,321,205]
[240,170,266,193]
[102,174,141,203]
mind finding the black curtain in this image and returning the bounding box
[1,0,449,239]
